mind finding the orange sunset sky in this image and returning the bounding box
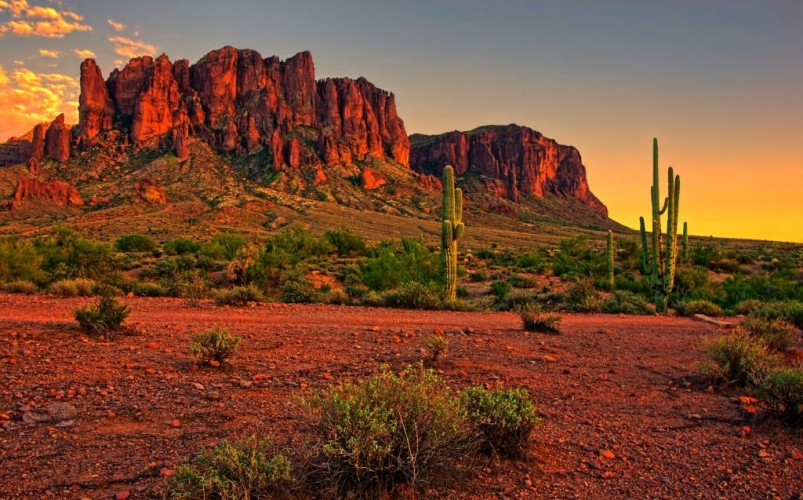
[1,0,801,242]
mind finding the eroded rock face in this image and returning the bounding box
[361,167,387,190]
[43,114,70,162]
[4,178,83,210]
[410,124,607,216]
[75,47,409,168]
[134,178,167,204]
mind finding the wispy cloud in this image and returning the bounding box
[0,0,92,38]
[108,36,157,59]
[74,48,95,59]
[38,48,59,58]
[107,18,124,32]
[0,63,78,140]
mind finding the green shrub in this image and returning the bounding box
[179,273,208,307]
[751,300,803,329]
[675,299,724,317]
[74,294,130,336]
[565,279,603,313]
[166,435,292,499]
[307,365,474,496]
[489,280,512,301]
[461,387,539,457]
[741,316,798,352]
[733,299,764,315]
[701,332,778,387]
[469,271,487,282]
[214,286,265,306]
[552,236,606,279]
[382,281,441,310]
[0,236,47,285]
[163,238,201,256]
[281,275,319,303]
[189,328,241,365]
[423,334,449,361]
[518,304,561,333]
[203,232,248,261]
[323,227,368,257]
[114,234,157,253]
[509,274,538,289]
[50,278,97,297]
[515,252,547,273]
[0,280,38,294]
[132,282,167,297]
[603,291,653,315]
[35,227,112,280]
[691,243,720,268]
[758,369,803,423]
[360,238,440,291]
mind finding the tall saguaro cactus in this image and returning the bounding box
[606,230,615,290]
[682,222,689,263]
[441,165,464,302]
[639,138,681,312]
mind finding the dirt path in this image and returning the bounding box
[0,293,800,498]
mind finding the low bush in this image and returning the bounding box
[469,271,487,282]
[132,282,167,297]
[382,281,441,310]
[163,238,201,256]
[758,369,803,423]
[509,274,538,289]
[307,365,474,497]
[0,236,47,285]
[733,299,764,316]
[0,280,38,294]
[741,316,798,352]
[518,304,561,334]
[701,332,778,387]
[603,291,653,315]
[281,275,319,304]
[74,294,130,336]
[323,227,368,257]
[49,278,96,297]
[751,300,803,329]
[489,280,512,301]
[423,334,449,361]
[178,273,208,307]
[565,279,603,313]
[675,299,724,317]
[461,386,539,457]
[189,328,241,365]
[214,286,265,306]
[114,234,157,253]
[166,435,292,499]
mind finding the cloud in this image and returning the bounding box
[0,0,92,38]
[0,63,78,141]
[38,48,59,58]
[74,48,95,59]
[107,18,124,31]
[108,36,157,59]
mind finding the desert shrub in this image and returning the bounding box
[74,293,130,336]
[565,279,603,313]
[672,265,714,301]
[50,278,96,297]
[202,232,248,261]
[515,252,547,273]
[741,316,798,352]
[701,332,778,387]
[722,275,803,309]
[360,238,440,291]
[281,274,319,303]
[214,285,265,306]
[0,280,38,294]
[509,274,538,289]
[307,365,474,496]
[132,282,167,297]
[518,304,561,333]
[178,273,208,307]
[382,281,441,310]
[603,291,653,315]
[0,236,47,285]
[189,328,241,365]
[691,243,720,268]
[733,299,764,315]
[552,236,606,279]
[469,271,487,282]
[163,238,201,256]
[751,300,803,329]
[758,369,803,423]
[675,299,725,317]
[114,234,157,253]
[323,227,368,257]
[35,227,112,280]
[166,435,292,499]
[423,334,449,361]
[247,228,335,291]
[489,280,512,301]
[461,387,539,457]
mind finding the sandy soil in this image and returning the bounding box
[0,293,800,498]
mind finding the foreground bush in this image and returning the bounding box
[461,387,539,457]
[701,332,777,387]
[307,365,474,497]
[167,435,292,499]
[50,278,96,297]
[74,294,130,336]
[758,369,803,423]
[565,279,603,313]
[675,299,724,317]
[603,291,653,315]
[382,281,441,310]
[214,286,265,306]
[0,280,38,294]
[518,305,561,333]
[189,328,241,365]
[751,300,803,329]
[741,315,798,352]
[423,334,449,361]
[114,233,157,253]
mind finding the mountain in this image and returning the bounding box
[410,125,606,216]
[0,46,620,243]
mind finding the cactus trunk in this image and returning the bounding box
[682,222,688,263]
[441,165,463,302]
[606,230,615,290]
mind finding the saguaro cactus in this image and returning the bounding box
[441,165,464,302]
[606,230,615,289]
[639,138,681,312]
[682,222,689,263]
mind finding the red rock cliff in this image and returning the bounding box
[409,124,607,216]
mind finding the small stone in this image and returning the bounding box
[740,426,751,438]
[107,411,116,418]
[392,336,401,344]
[144,368,156,375]
[758,450,770,458]
[193,383,205,390]
[601,471,615,479]
[239,380,253,388]
[209,360,221,367]
[170,419,180,428]
[600,449,615,460]
[160,468,175,477]
[115,492,130,500]
[543,355,557,362]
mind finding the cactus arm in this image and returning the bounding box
[682,221,688,263]
[455,188,463,226]
[640,216,649,273]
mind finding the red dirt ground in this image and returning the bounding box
[0,293,801,498]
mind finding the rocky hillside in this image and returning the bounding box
[410,125,607,216]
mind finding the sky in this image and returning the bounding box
[0,0,801,243]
